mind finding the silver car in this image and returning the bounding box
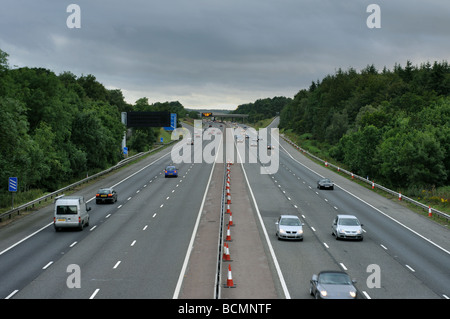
[332,214,364,240]
[310,270,358,299]
[276,215,304,240]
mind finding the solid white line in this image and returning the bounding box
[237,144,291,299]
[172,135,222,299]
[0,222,53,256]
[279,143,450,256]
[1,148,175,257]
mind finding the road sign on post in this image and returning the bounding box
[8,177,17,192]
[8,177,17,210]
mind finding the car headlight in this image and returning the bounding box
[279,229,286,234]
[320,290,327,297]
[339,228,346,234]
[350,291,356,298]
[356,229,362,234]
[297,229,303,234]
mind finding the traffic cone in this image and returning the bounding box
[428,206,432,217]
[398,192,402,201]
[223,243,232,261]
[228,212,234,226]
[226,204,231,214]
[227,194,231,204]
[224,264,236,288]
[225,225,232,241]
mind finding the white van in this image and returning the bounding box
[53,196,91,231]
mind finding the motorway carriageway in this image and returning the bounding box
[0,120,449,299]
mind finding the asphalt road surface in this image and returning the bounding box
[1,119,449,299]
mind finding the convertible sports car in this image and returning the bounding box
[310,270,358,299]
[317,178,334,190]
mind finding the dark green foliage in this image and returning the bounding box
[0,49,132,193]
[281,61,450,189]
[231,96,291,123]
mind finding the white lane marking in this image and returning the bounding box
[340,263,348,270]
[5,290,19,299]
[279,143,450,256]
[173,134,222,299]
[113,261,121,269]
[42,261,53,269]
[405,264,415,272]
[0,147,177,260]
[89,288,100,299]
[70,241,77,248]
[237,143,291,299]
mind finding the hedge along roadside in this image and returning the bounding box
[281,135,450,222]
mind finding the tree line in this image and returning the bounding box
[279,61,450,189]
[0,49,186,195]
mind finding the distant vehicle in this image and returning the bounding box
[332,215,364,240]
[236,136,244,143]
[165,165,178,177]
[54,195,90,231]
[96,187,118,204]
[310,270,358,299]
[186,138,194,145]
[267,144,274,150]
[275,215,304,240]
[317,178,334,190]
[250,140,258,147]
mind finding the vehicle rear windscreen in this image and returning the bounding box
[56,205,77,215]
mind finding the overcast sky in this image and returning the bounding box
[1,0,449,110]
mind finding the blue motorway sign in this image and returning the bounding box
[164,113,177,131]
[8,177,18,192]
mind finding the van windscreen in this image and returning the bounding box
[56,205,77,215]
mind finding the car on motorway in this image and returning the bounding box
[317,178,334,190]
[310,270,358,299]
[275,215,304,240]
[165,165,178,177]
[332,214,364,240]
[267,144,274,150]
[96,187,118,204]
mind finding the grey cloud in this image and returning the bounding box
[1,0,450,108]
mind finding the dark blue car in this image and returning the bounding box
[165,165,178,178]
